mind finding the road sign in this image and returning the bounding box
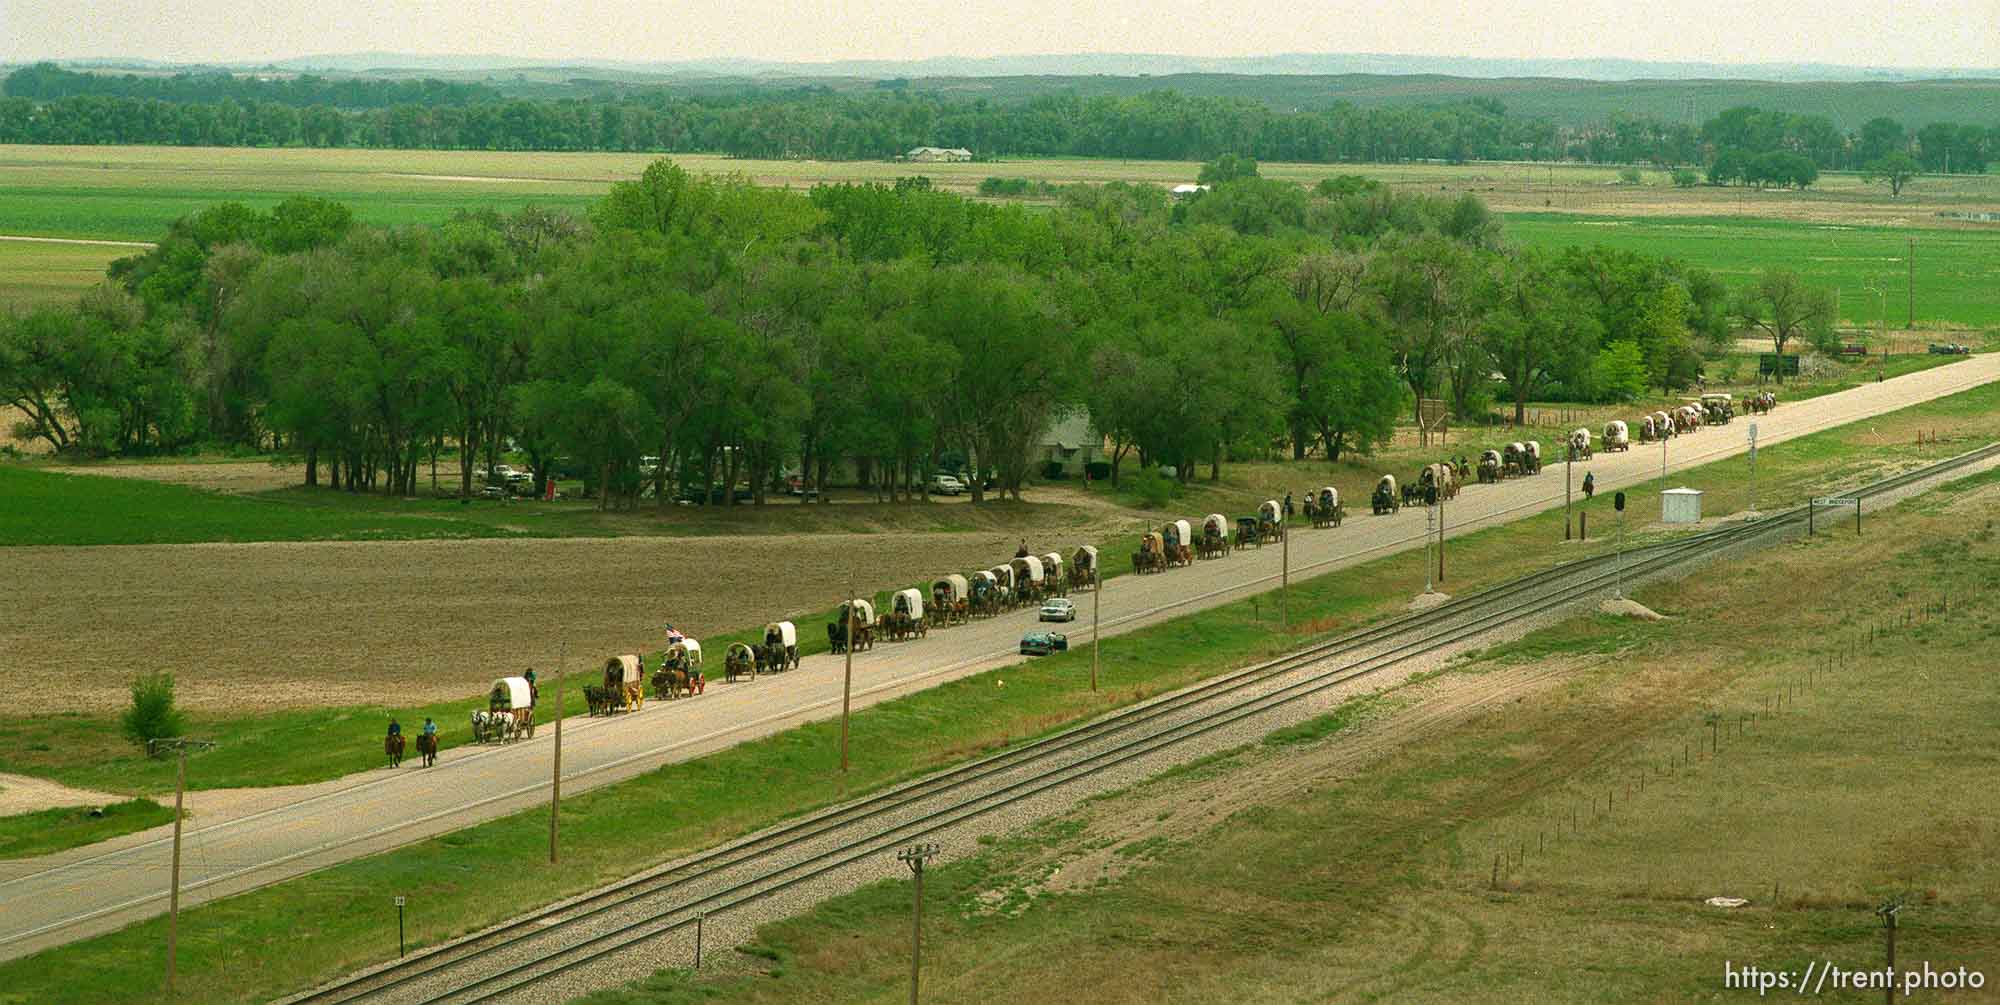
[1813,497,1859,507]
[394,896,406,907]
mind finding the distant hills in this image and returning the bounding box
[31,51,2000,83]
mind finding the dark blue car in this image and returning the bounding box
[1020,631,1069,656]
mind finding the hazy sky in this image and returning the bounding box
[5,0,1998,68]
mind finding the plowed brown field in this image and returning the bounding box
[4,531,1099,714]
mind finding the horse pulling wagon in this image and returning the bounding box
[1198,513,1231,558]
[473,676,535,743]
[933,575,970,625]
[760,621,800,672]
[830,599,875,654]
[885,588,929,641]
[587,654,644,714]
[1069,546,1099,591]
[1477,450,1503,484]
[725,642,758,683]
[1602,420,1630,453]
[1306,488,1344,528]
[1040,553,1067,597]
[1162,520,1193,568]
[1568,427,1592,460]
[1701,393,1734,425]
[1372,475,1401,514]
[1010,555,1048,601]
[654,640,705,699]
[1418,464,1458,503]
[989,565,1017,609]
[1134,532,1167,574]
[971,570,1002,616]
[1258,500,1284,544]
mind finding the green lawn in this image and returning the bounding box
[0,799,174,859]
[1508,213,2000,329]
[3,375,1994,1005]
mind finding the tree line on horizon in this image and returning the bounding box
[1,158,1833,504]
[2,64,1993,179]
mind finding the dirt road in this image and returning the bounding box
[4,353,1995,961]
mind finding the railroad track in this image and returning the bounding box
[285,443,2000,1005]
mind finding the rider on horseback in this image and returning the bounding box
[387,718,402,739]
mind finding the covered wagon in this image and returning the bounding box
[476,676,535,742]
[655,640,705,699]
[1069,546,1099,591]
[1606,420,1631,453]
[886,587,928,640]
[1135,532,1166,574]
[933,574,970,624]
[761,621,799,672]
[1162,520,1193,567]
[724,641,758,683]
[1039,553,1066,597]
[1010,555,1046,600]
[1257,500,1284,543]
[1372,475,1401,514]
[1307,487,1342,528]
[1567,427,1592,460]
[971,570,1002,615]
[592,654,644,714]
[831,599,875,654]
[1199,513,1231,558]
[1523,440,1543,475]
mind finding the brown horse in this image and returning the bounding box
[385,733,405,768]
[416,732,437,767]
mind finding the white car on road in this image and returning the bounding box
[1039,598,1076,622]
[928,474,966,496]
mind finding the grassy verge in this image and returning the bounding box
[3,377,1994,1003]
[597,453,2000,1003]
[0,799,175,860]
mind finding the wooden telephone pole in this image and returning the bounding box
[151,736,214,991]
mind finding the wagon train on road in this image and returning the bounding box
[473,676,536,743]
[655,640,705,699]
[586,654,645,715]
[1306,487,1343,528]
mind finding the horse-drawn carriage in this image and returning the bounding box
[989,565,1017,608]
[971,570,1002,616]
[1642,411,1675,442]
[887,588,929,641]
[1069,546,1099,591]
[1525,440,1544,474]
[1477,450,1503,484]
[1747,391,1776,415]
[1162,520,1193,567]
[1676,404,1704,434]
[725,642,758,683]
[1305,487,1344,528]
[587,654,644,714]
[1418,464,1458,503]
[1502,442,1529,477]
[1257,500,1284,544]
[654,640,704,699]
[760,621,799,672]
[474,676,535,743]
[933,575,969,625]
[1010,555,1047,601]
[1199,513,1231,558]
[830,599,875,654]
[1040,553,1067,597]
[1134,532,1167,574]
[1567,427,1592,461]
[1701,393,1734,425]
[1602,421,1629,453]
[1372,475,1401,514]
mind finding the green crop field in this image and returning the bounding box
[4,145,1998,327]
[1507,214,2000,329]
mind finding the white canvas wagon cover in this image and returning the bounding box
[1166,519,1192,546]
[1204,513,1227,535]
[491,677,533,710]
[1040,552,1063,575]
[1010,555,1045,582]
[846,599,876,624]
[934,574,969,603]
[990,565,1015,588]
[894,588,925,619]
[669,639,702,665]
[1318,486,1338,508]
[764,621,797,647]
[606,654,642,685]
[1072,545,1097,568]
[1259,499,1282,523]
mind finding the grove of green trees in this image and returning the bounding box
[3,65,1993,178]
[4,159,1823,505]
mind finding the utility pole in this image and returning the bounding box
[1877,899,1902,1005]
[1660,424,1669,496]
[898,843,940,1005]
[550,639,565,864]
[1747,422,1759,517]
[1424,502,1435,594]
[152,736,214,991]
[841,578,856,773]
[1436,487,1446,584]
[1280,519,1289,629]
[1090,573,1101,692]
[1564,446,1574,540]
